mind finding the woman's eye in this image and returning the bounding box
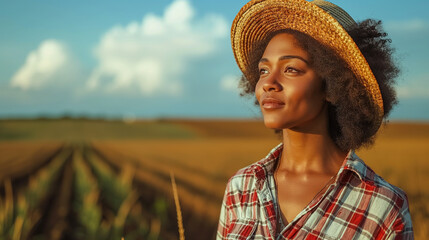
[285,67,299,73]
[259,68,269,75]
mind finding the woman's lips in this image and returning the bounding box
[261,97,285,109]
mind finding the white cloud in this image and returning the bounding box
[87,0,228,96]
[220,74,240,92]
[385,19,429,32]
[397,87,429,99]
[10,39,72,90]
[397,73,429,99]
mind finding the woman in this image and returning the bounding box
[217,0,414,239]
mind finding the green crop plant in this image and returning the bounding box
[26,149,70,210]
[0,179,14,238]
[0,147,70,240]
[85,148,156,240]
[85,150,132,213]
[72,149,104,239]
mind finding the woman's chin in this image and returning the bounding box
[263,117,286,130]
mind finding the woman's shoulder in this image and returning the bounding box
[347,152,410,211]
[226,159,265,192]
[365,167,414,236]
[226,143,282,193]
[336,152,413,236]
[371,169,408,202]
[360,158,407,201]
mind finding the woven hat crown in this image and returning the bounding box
[312,0,356,31]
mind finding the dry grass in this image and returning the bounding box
[170,172,185,240]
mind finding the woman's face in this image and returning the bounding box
[255,33,327,131]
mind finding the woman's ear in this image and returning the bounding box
[325,95,332,103]
[320,77,331,103]
[323,85,332,103]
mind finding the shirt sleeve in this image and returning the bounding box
[217,180,233,239]
[387,196,414,240]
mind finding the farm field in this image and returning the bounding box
[0,118,428,239]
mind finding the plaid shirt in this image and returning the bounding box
[217,143,414,239]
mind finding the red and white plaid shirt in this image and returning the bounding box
[217,143,414,239]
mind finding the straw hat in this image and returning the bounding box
[231,0,384,118]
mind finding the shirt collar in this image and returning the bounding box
[252,143,373,185]
[340,150,374,184]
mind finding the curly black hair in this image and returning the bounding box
[239,19,399,151]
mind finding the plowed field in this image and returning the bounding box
[1,119,428,239]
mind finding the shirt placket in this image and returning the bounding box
[256,175,278,239]
[277,178,339,239]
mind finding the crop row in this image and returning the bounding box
[89,139,276,239]
[1,144,178,240]
[0,146,70,239]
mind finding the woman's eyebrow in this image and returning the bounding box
[279,55,309,64]
[259,55,309,64]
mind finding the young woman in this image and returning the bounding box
[217,0,414,239]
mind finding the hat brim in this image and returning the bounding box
[231,0,383,117]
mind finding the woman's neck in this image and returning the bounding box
[279,126,347,176]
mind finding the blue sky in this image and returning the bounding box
[1,0,428,120]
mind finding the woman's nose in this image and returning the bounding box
[262,72,282,92]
